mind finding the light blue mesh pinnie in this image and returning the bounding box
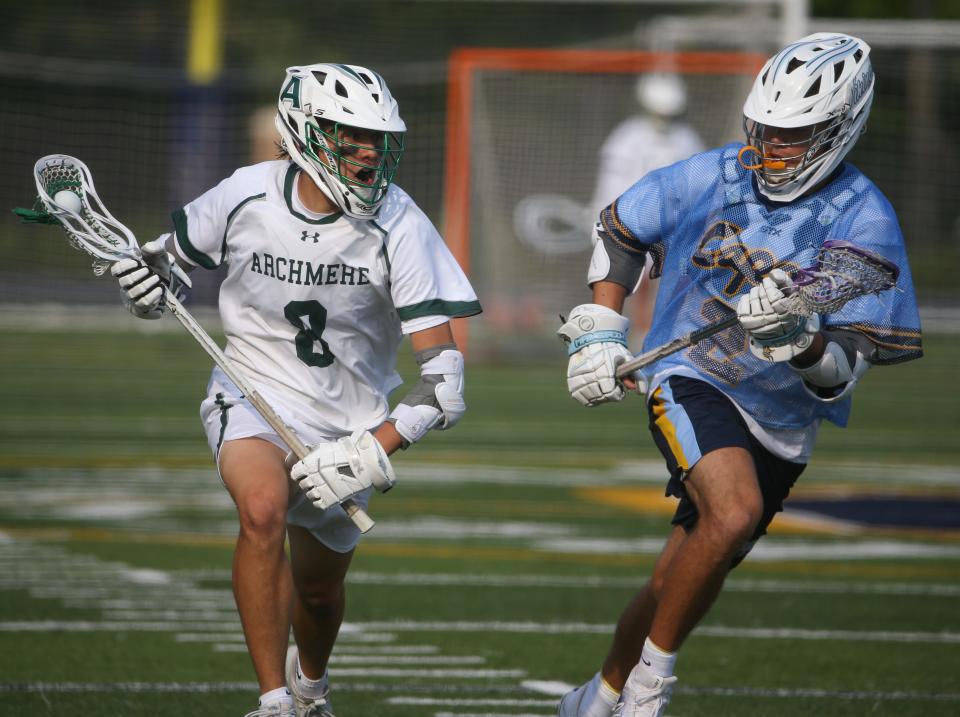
[598,143,921,430]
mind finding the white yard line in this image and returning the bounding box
[2,619,957,644]
[329,669,526,678]
[390,697,557,706]
[433,713,553,717]
[1,682,956,702]
[347,571,960,597]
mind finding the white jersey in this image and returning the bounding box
[170,160,481,434]
[591,117,705,217]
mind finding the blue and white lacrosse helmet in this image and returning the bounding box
[275,63,406,218]
[741,33,874,202]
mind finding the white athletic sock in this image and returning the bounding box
[639,637,677,679]
[578,671,620,717]
[259,686,293,706]
[296,656,328,697]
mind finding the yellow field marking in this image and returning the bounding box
[574,486,960,541]
[573,486,677,517]
[735,560,960,580]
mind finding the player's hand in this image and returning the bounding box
[290,430,396,511]
[567,341,639,405]
[737,268,819,361]
[736,269,799,339]
[111,238,191,319]
[558,304,641,406]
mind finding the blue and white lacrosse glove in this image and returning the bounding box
[388,347,465,446]
[558,303,642,406]
[737,268,820,362]
[110,237,191,320]
[291,430,396,511]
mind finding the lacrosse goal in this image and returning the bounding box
[443,48,766,359]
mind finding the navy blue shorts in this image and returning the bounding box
[647,375,806,566]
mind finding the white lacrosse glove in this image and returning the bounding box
[737,268,820,362]
[110,237,191,319]
[558,304,644,406]
[290,430,396,511]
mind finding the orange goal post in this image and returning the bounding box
[442,48,766,359]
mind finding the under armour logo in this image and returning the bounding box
[300,230,320,243]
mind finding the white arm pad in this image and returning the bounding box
[389,349,465,445]
[791,338,871,403]
[586,225,645,295]
[290,430,396,511]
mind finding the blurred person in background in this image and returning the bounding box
[112,62,480,717]
[589,73,704,350]
[557,34,921,717]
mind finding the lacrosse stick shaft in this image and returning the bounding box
[615,315,740,380]
[163,290,375,533]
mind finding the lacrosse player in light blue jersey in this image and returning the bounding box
[557,34,922,717]
[111,63,480,717]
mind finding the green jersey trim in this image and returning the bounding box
[172,207,217,270]
[172,192,267,270]
[284,164,343,225]
[397,299,482,321]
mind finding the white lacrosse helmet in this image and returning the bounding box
[275,63,406,218]
[637,73,687,118]
[741,33,874,202]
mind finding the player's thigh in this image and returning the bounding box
[648,375,805,566]
[648,376,763,531]
[219,437,291,528]
[684,447,761,521]
[288,523,354,599]
[647,375,759,503]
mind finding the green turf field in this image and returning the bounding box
[1,329,958,716]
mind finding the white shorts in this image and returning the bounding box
[199,367,372,553]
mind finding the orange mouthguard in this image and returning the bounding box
[737,145,786,171]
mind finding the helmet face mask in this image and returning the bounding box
[742,115,845,189]
[741,33,874,202]
[304,119,404,210]
[275,63,407,218]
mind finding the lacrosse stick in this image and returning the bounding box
[19,154,374,533]
[615,240,899,379]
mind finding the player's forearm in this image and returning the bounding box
[591,280,629,314]
[373,421,405,456]
[789,331,826,368]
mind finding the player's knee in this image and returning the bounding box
[646,571,667,603]
[296,579,346,616]
[720,502,763,548]
[700,499,762,552]
[236,495,287,544]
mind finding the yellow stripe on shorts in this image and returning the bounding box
[650,385,691,472]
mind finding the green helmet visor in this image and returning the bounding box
[305,121,405,206]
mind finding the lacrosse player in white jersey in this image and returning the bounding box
[111,63,480,717]
[557,35,921,716]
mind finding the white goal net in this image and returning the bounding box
[446,49,764,359]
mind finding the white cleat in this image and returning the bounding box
[243,702,296,717]
[285,645,335,717]
[557,681,590,716]
[613,665,677,717]
[557,677,616,717]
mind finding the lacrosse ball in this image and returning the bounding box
[54,189,82,213]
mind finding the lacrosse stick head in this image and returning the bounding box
[790,240,899,315]
[31,154,140,274]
